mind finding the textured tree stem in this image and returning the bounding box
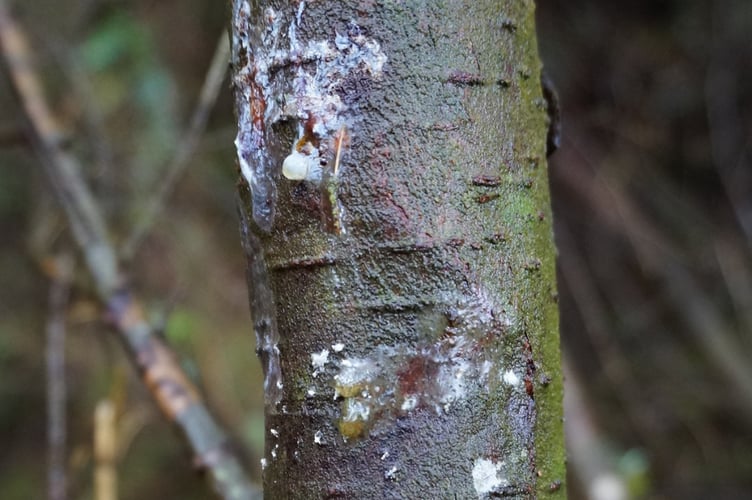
[232,0,565,497]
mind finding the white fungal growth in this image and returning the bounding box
[385,465,398,481]
[323,286,519,435]
[502,370,521,386]
[433,350,472,413]
[480,360,494,381]
[314,430,324,445]
[311,349,330,377]
[311,349,329,366]
[401,395,418,412]
[342,398,371,422]
[270,428,279,438]
[334,357,378,392]
[472,458,508,496]
[233,0,387,228]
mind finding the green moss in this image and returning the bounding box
[518,4,567,497]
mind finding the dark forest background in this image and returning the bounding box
[0,0,750,498]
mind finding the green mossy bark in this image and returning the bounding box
[233,0,564,498]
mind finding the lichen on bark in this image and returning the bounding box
[232,0,565,497]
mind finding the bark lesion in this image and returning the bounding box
[446,70,517,88]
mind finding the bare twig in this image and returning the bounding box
[562,354,628,500]
[0,5,259,499]
[122,34,230,260]
[46,253,73,500]
[94,400,117,500]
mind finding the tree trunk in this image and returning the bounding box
[231,0,564,497]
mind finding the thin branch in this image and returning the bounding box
[0,5,259,499]
[46,253,73,500]
[94,400,117,500]
[562,353,628,500]
[122,34,230,260]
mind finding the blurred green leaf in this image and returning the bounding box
[165,308,200,347]
[0,327,14,363]
[134,67,178,170]
[0,462,39,500]
[79,13,150,73]
[618,448,650,497]
[243,411,266,458]
[0,166,25,218]
[77,10,179,205]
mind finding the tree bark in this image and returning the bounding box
[231,1,564,497]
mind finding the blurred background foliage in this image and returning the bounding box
[538,0,752,498]
[0,0,750,498]
[0,1,260,498]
